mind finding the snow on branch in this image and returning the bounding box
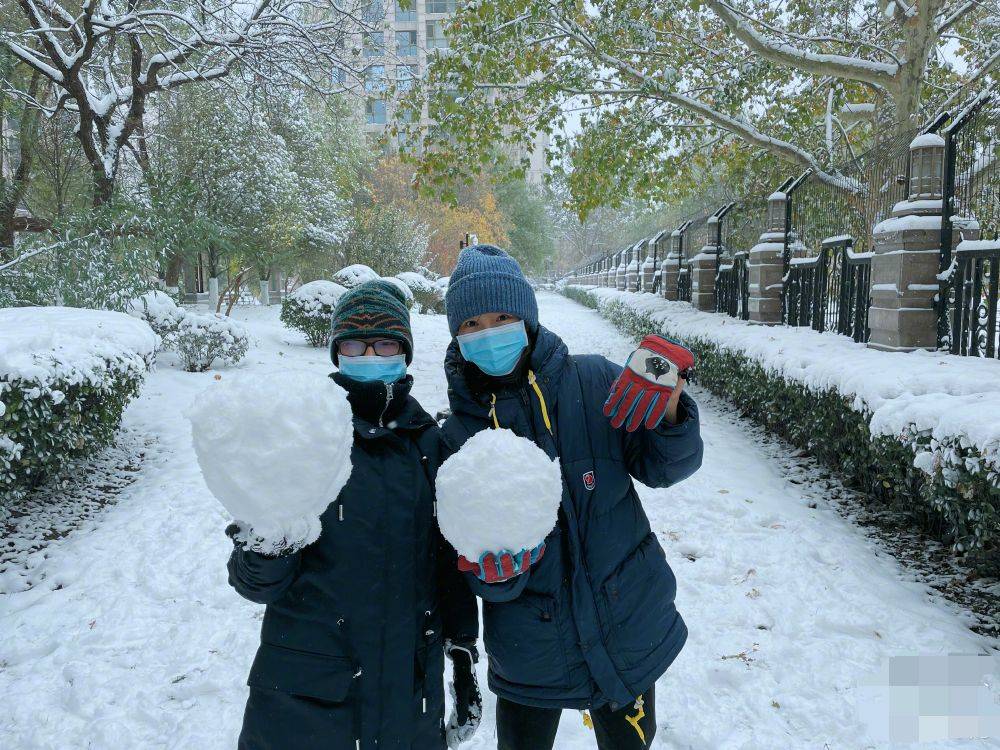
[551,13,860,194]
[707,1,899,87]
[1,0,371,201]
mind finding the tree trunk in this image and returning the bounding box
[92,168,115,208]
[0,71,41,259]
[164,252,185,288]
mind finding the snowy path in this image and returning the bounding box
[2,292,997,749]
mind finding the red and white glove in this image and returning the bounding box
[603,335,694,432]
[457,544,546,583]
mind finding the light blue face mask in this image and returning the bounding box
[338,354,407,384]
[457,320,529,377]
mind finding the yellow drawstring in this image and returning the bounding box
[625,696,646,743]
[527,370,553,435]
[488,371,552,435]
[488,393,500,430]
[581,710,594,730]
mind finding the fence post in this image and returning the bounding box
[626,241,641,291]
[641,232,662,292]
[868,131,948,351]
[748,181,792,324]
[662,222,687,300]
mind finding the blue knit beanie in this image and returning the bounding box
[445,244,538,336]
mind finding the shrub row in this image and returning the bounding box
[128,291,252,371]
[1,310,156,507]
[561,285,1000,574]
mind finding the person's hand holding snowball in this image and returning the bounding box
[189,370,354,557]
[436,429,562,584]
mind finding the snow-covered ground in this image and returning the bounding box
[2,292,999,749]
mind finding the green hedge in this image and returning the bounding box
[1,361,148,507]
[562,285,1000,574]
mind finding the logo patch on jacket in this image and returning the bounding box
[582,470,596,491]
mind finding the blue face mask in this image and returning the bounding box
[457,320,529,377]
[338,354,407,384]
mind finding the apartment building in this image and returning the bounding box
[355,0,549,185]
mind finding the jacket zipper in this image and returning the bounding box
[378,381,394,427]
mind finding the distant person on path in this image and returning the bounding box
[440,245,703,750]
[226,280,480,749]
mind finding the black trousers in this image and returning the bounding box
[496,687,656,750]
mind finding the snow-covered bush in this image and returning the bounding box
[279,280,348,347]
[126,290,187,342]
[382,277,415,309]
[174,313,252,372]
[0,307,158,504]
[436,429,561,560]
[188,370,354,554]
[396,271,445,314]
[333,264,380,289]
[562,285,1000,573]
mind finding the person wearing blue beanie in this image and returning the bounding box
[445,244,539,337]
[439,243,704,750]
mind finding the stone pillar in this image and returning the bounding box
[615,255,627,291]
[641,254,656,291]
[625,250,640,292]
[748,192,788,324]
[690,245,719,311]
[868,133,950,351]
[661,231,681,299]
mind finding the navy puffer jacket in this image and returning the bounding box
[441,326,703,712]
[228,375,478,750]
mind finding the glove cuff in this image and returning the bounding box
[227,520,307,557]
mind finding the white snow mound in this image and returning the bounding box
[287,280,348,312]
[334,264,380,288]
[187,369,354,551]
[436,429,562,560]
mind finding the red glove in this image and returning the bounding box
[457,544,546,583]
[603,335,694,432]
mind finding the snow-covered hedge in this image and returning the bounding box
[382,277,415,309]
[126,290,186,342]
[174,313,253,372]
[563,285,1000,571]
[0,307,158,503]
[333,264,379,289]
[396,271,445,314]
[279,280,348,347]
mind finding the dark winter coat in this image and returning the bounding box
[228,374,478,750]
[441,326,703,712]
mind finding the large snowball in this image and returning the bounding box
[436,429,562,560]
[188,370,354,550]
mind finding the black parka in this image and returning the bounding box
[228,374,478,750]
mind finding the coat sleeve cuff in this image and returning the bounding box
[657,392,698,435]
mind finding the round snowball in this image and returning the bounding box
[436,428,562,560]
[188,369,354,548]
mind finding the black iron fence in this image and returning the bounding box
[563,91,995,359]
[940,93,999,358]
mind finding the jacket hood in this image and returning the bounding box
[444,324,569,419]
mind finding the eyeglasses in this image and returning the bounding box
[337,339,403,357]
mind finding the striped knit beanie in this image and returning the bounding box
[330,279,413,364]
